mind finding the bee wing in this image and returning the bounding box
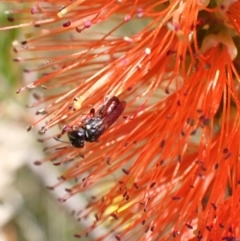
[102,101,126,130]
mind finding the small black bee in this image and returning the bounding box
[67,96,126,148]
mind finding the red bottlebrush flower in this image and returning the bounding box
[2,0,240,240]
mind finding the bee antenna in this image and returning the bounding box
[53,137,70,144]
[54,137,71,150]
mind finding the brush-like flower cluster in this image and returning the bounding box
[2,0,240,240]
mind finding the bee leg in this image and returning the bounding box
[90,108,95,117]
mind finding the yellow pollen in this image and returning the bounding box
[73,96,84,110]
[58,0,87,18]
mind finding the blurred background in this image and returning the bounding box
[0,4,91,241]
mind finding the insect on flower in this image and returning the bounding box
[65,96,126,148]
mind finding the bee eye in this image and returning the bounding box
[68,129,85,148]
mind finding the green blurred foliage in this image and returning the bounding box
[0,3,21,100]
